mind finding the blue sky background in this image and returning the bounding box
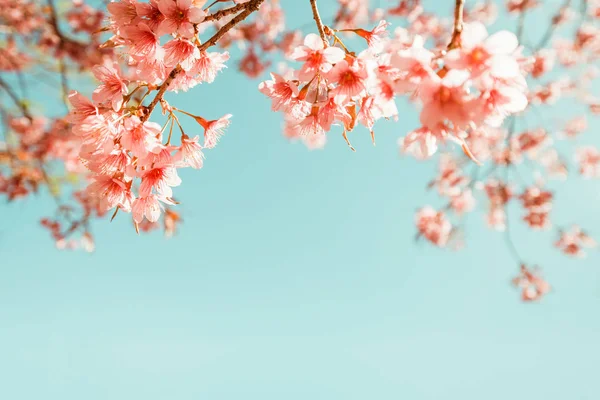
[1,0,600,398]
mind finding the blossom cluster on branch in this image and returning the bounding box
[1,0,599,301]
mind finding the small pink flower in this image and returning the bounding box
[398,126,439,159]
[187,50,229,83]
[163,37,200,70]
[239,49,270,78]
[419,70,472,130]
[86,175,134,212]
[415,206,452,247]
[175,134,204,169]
[555,226,596,257]
[132,194,162,223]
[121,22,160,59]
[107,0,139,29]
[157,0,206,38]
[195,114,232,149]
[390,36,436,93]
[512,264,550,302]
[354,20,390,52]
[135,0,165,31]
[445,22,520,79]
[121,116,163,158]
[67,91,97,124]
[290,33,345,80]
[327,58,369,101]
[259,73,309,118]
[89,147,132,175]
[92,61,129,111]
[139,166,182,199]
[576,146,600,178]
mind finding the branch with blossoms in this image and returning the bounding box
[1,0,599,302]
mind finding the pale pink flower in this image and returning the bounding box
[139,166,182,199]
[354,20,390,52]
[450,189,476,215]
[92,62,129,111]
[327,58,369,101]
[187,51,229,83]
[89,147,132,175]
[74,114,117,150]
[239,49,270,78]
[259,73,309,118]
[290,33,345,80]
[555,226,596,257]
[135,0,165,31]
[390,36,436,93]
[195,114,232,149]
[530,49,556,78]
[175,135,204,169]
[86,175,134,212]
[576,146,600,178]
[107,0,139,29]
[398,126,439,159]
[559,116,587,138]
[157,0,205,38]
[419,70,472,130]
[132,194,162,223]
[163,38,200,70]
[445,22,520,79]
[415,206,452,247]
[120,116,163,158]
[512,264,550,302]
[476,84,528,127]
[121,22,160,59]
[67,91,97,124]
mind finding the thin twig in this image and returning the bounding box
[535,0,573,50]
[0,75,32,119]
[309,0,327,43]
[448,0,465,50]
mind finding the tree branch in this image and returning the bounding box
[309,0,327,43]
[448,0,465,50]
[0,76,32,119]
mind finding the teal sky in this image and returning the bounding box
[1,0,600,398]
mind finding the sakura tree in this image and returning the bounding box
[1,0,599,301]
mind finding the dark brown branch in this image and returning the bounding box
[204,3,248,22]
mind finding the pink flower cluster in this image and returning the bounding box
[399,22,529,161]
[260,18,529,156]
[512,264,550,302]
[260,22,396,150]
[67,0,235,227]
[415,206,452,247]
[554,226,597,258]
[105,0,230,92]
[518,186,553,230]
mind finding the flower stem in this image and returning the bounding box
[309,0,327,44]
[448,0,465,50]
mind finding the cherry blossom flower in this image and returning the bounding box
[290,33,345,80]
[415,206,452,247]
[92,61,129,111]
[157,0,206,38]
[555,226,596,257]
[512,264,550,302]
[194,114,232,149]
